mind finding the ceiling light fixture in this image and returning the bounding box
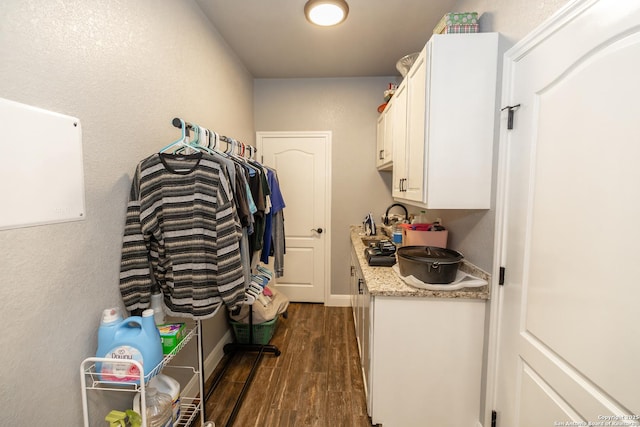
[304,0,349,27]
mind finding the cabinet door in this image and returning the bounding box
[404,46,428,202]
[375,108,392,170]
[375,113,385,168]
[361,283,371,413]
[356,274,365,360]
[382,106,393,167]
[425,34,498,208]
[370,297,486,426]
[349,250,358,324]
[391,80,408,198]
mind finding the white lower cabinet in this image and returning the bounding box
[351,250,486,426]
[350,249,371,408]
[370,296,486,427]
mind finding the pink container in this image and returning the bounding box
[401,224,448,248]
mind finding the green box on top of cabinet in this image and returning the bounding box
[433,12,479,34]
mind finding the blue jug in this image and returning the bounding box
[95,308,163,384]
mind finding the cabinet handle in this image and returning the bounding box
[350,265,355,276]
[358,278,363,294]
[400,178,407,192]
[379,149,385,160]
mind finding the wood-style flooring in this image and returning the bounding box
[199,303,372,427]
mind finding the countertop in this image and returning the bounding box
[350,225,490,300]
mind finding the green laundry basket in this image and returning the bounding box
[230,317,278,345]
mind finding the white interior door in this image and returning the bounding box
[494,1,640,425]
[257,131,331,303]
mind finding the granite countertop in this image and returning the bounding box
[351,225,490,300]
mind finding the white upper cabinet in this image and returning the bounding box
[391,33,500,209]
[403,45,428,202]
[376,100,393,170]
[390,79,408,198]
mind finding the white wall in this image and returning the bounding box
[254,77,396,298]
[0,1,254,425]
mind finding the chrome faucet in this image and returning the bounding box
[383,203,409,225]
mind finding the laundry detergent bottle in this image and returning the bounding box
[96,308,164,383]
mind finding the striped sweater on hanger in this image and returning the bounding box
[119,152,245,319]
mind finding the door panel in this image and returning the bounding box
[517,363,577,427]
[257,132,330,303]
[495,1,640,425]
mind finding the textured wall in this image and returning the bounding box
[254,77,396,298]
[456,0,570,44]
[0,1,253,425]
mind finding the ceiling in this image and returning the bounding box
[195,0,458,78]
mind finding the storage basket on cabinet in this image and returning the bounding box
[230,317,278,345]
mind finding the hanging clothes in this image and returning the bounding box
[260,168,286,265]
[246,165,267,257]
[119,152,245,319]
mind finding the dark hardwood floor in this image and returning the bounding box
[199,303,372,427]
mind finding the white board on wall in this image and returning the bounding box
[0,98,86,230]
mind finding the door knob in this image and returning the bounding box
[311,228,324,234]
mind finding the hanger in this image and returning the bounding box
[193,126,215,155]
[247,146,256,160]
[208,130,217,150]
[224,136,235,155]
[190,124,200,147]
[209,130,226,154]
[256,265,273,280]
[160,119,200,153]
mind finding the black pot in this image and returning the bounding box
[397,246,464,284]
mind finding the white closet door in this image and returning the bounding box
[257,131,331,303]
[494,0,640,426]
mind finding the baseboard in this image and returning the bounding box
[182,330,233,398]
[326,294,351,307]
